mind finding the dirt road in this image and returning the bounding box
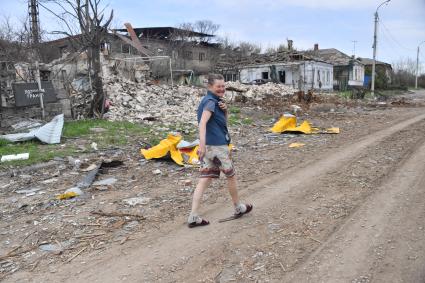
[6,90,425,282]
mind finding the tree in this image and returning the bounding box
[391,57,416,88]
[238,41,261,56]
[40,0,113,117]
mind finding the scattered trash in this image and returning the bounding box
[141,133,184,165]
[92,177,118,186]
[177,139,200,149]
[1,114,64,144]
[142,133,227,166]
[289,143,305,148]
[16,187,41,196]
[57,187,83,200]
[152,169,162,175]
[271,115,340,135]
[270,114,313,134]
[291,105,302,115]
[91,142,98,151]
[80,163,98,172]
[1,153,30,162]
[123,197,151,206]
[39,243,63,254]
[11,119,43,132]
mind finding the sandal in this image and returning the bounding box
[235,204,253,217]
[188,218,210,228]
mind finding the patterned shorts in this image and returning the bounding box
[200,145,235,178]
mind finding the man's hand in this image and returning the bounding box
[218,101,228,112]
[197,144,206,160]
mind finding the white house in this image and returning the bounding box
[239,60,334,91]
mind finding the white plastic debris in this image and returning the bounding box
[1,153,29,162]
[123,197,151,206]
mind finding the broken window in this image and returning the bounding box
[278,71,286,83]
[262,72,269,80]
[199,52,206,61]
[184,51,193,60]
[121,44,130,54]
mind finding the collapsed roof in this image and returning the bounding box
[113,27,214,40]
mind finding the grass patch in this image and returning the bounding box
[229,106,241,114]
[0,119,157,168]
[228,113,254,126]
[336,91,352,99]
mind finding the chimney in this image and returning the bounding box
[287,39,293,51]
[314,43,319,51]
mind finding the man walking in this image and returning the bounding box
[188,74,253,228]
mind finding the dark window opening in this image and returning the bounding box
[184,51,193,60]
[199,52,206,61]
[279,71,286,83]
[121,44,130,54]
[262,72,269,79]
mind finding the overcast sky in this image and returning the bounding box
[1,0,425,71]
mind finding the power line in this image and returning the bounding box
[379,19,416,52]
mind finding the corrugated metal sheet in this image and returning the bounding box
[1,114,64,144]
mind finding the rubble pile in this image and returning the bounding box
[225,81,297,101]
[104,77,204,125]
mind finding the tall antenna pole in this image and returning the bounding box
[352,40,357,57]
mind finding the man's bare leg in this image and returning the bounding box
[227,175,240,205]
[190,178,213,217]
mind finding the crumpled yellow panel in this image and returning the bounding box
[141,134,182,163]
[270,116,297,133]
[271,116,313,134]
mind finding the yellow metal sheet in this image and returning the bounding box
[141,133,182,160]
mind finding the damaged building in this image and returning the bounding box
[42,26,222,85]
[218,50,334,92]
[303,45,365,91]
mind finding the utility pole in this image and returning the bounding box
[371,0,390,97]
[28,0,45,119]
[352,40,357,57]
[415,41,425,89]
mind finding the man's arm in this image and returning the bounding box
[198,110,212,160]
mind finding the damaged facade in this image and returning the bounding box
[218,51,334,92]
[303,45,365,90]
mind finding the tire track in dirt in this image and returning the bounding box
[6,112,425,283]
[285,137,425,283]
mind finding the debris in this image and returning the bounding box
[10,119,43,132]
[80,163,98,172]
[177,139,200,149]
[91,210,145,219]
[66,246,87,263]
[91,142,98,151]
[289,143,305,148]
[57,187,83,200]
[270,115,340,135]
[39,243,63,254]
[15,187,41,196]
[1,153,30,162]
[92,177,118,186]
[291,105,302,115]
[1,114,64,144]
[123,197,151,206]
[141,133,184,165]
[152,169,162,175]
[270,114,313,134]
[225,81,296,101]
